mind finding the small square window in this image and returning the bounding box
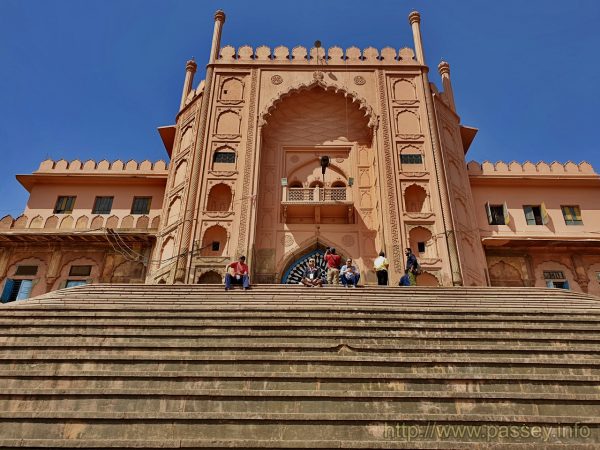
[523,205,547,225]
[131,197,151,215]
[93,196,114,214]
[485,202,510,225]
[54,196,76,214]
[15,265,38,276]
[417,242,426,253]
[66,280,87,288]
[400,154,423,164]
[561,205,583,225]
[69,265,91,277]
[211,241,220,252]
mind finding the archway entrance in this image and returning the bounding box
[254,85,375,284]
[280,242,347,284]
[281,248,327,284]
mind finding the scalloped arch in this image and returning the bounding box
[259,80,376,129]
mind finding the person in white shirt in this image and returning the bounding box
[373,251,389,286]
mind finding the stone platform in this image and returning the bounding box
[1,284,600,448]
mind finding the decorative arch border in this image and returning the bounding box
[259,79,376,129]
[278,235,352,284]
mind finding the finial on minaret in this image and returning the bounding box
[209,10,226,63]
[180,59,198,111]
[408,11,425,65]
[437,60,456,111]
[186,59,197,72]
[214,10,226,23]
[408,11,421,25]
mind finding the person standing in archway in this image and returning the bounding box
[324,247,341,286]
[374,251,389,286]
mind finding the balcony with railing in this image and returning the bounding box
[281,187,354,224]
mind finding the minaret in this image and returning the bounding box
[438,61,456,112]
[173,10,226,283]
[408,11,425,65]
[179,59,197,111]
[408,10,463,286]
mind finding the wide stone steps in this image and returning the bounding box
[1,285,599,448]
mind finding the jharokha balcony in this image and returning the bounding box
[281,187,354,224]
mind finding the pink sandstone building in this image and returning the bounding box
[1,10,599,301]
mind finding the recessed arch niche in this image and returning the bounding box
[219,77,244,102]
[200,225,227,256]
[215,110,241,136]
[206,184,232,211]
[404,184,428,213]
[197,271,223,284]
[409,226,434,259]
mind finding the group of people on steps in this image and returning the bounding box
[224,248,420,290]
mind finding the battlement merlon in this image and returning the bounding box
[213,45,418,66]
[33,158,168,173]
[468,160,597,177]
[17,159,169,192]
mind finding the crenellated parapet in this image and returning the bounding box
[217,45,417,65]
[0,213,161,231]
[35,159,169,174]
[467,160,596,176]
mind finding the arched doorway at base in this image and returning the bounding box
[281,245,327,284]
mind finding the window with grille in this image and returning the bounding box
[400,154,423,164]
[15,265,38,276]
[213,152,236,163]
[53,196,76,214]
[211,241,220,251]
[131,197,151,215]
[543,270,569,289]
[561,205,583,225]
[92,196,114,214]
[69,265,91,277]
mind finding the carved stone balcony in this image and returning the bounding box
[281,187,354,224]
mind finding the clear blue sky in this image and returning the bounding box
[1,0,599,216]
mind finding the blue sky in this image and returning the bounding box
[1,0,599,216]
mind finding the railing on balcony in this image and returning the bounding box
[283,187,350,203]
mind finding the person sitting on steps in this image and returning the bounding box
[399,269,411,287]
[301,258,324,287]
[224,255,251,291]
[340,258,360,288]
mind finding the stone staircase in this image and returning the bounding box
[0,284,600,448]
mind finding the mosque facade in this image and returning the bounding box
[1,10,599,301]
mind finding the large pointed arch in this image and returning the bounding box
[279,235,352,284]
[259,79,376,130]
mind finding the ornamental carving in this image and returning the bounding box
[281,234,295,247]
[204,211,234,219]
[353,76,366,85]
[271,75,283,85]
[313,71,324,81]
[342,234,355,248]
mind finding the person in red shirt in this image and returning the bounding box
[324,247,341,286]
[225,256,250,291]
